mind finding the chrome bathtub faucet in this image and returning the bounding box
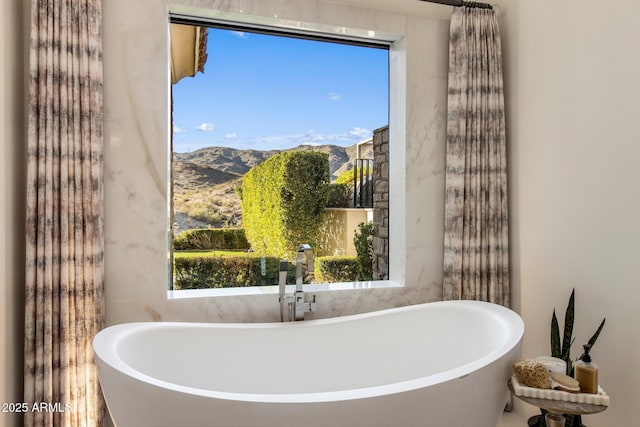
[278,244,317,322]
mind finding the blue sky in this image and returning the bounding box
[172,28,389,153]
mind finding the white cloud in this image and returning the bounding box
[173,125,187,134]
[245,127,373,150]
[229,31,247,39]
[196,123,216,132]
[349,127,370,139]
[328,92,341,101]
[224,133,238,140]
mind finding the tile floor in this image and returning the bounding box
[497,410,529,427]
[496,398,539,427]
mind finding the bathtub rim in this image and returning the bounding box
[94,300,523,404]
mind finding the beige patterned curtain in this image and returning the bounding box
[25,0,105,425]
[443,4,509,307]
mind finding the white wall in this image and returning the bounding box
[0,1,455,425]
[321,209,370,257]
[17,0,640,425]
[0,0,26,426]
[502,1,640,424]
[102,0,450,325]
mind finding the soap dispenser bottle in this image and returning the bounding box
[574,344,599,394]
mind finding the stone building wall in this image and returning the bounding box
[372,126,389,280]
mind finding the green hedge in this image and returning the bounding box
[173,228,249,251]
[240,151,329,259]
[314,256,359,283]
[173,254,295,289]
[354,222,374,281]
[326,183,351,208]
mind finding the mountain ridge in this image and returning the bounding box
[173,143,371,178]
[172,143,373,231]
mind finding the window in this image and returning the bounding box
[169,17,390,290]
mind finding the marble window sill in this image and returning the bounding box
[167,280,403,299]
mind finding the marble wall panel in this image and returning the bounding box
[103,0,449,325]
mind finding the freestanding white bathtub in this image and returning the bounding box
[94,300,523,427]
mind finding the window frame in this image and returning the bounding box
[166,6,406,298]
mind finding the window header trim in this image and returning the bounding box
[169,13,391,51]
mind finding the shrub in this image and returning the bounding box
[189,205,223,225]
[335,168,355,185]
[173,253,295,289]
[326,183,351,208]
[314,256,359,283]
[173,228,249,251]
[240,151,329,259]
[354,222,374,281]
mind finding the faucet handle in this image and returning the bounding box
[294,292,317,316]
[307,294,317,312]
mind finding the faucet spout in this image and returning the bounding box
[278,245,316,321]
[295,244,314,291]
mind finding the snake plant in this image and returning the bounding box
[541,288,606,427]
[550,288,606,375]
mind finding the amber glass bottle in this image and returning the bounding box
[574,344,598,394]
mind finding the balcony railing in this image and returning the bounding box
[353,159,373,208]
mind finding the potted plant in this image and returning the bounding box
[528,289,606,427]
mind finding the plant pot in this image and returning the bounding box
[528,415,542,426]
[527,414,587,427]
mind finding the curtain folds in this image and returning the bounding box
[443,6,510,307]
[25,0,105,425]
